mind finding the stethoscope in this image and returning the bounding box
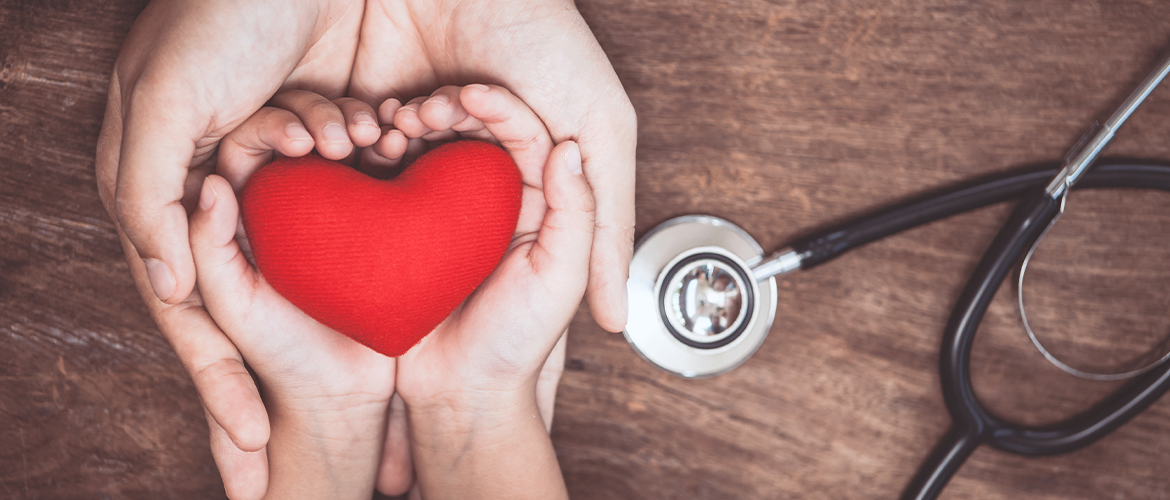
[623,49,1170,499]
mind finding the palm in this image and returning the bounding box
[347,0,636,333]
[396,240,556,398]
[349,0,627,417]
[183,0,394,406]
[216,272,397,404]
[350,0,591,125]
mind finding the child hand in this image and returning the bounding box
[390,85,594,500]
[186,93,412,499]
[214,90,383,193]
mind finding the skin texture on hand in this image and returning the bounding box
[190,174,396,500]
[98,0,635,497]
[398,137,591,500]
[95,1,367,497]
[350,0,637,332]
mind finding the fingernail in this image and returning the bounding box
[465,84,490,93]
[323,123,348,143]
[199,178,217,211]
[564,142,582,175]
[286,122,312,141]
[429,94,449,106]
[354,111,378,128]
[144,258,176,301]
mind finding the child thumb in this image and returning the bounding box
[529,141,596,287]
[188,175,262,318]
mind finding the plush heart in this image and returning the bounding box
[240,140,522,357]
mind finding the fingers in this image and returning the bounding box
[376,394,415,496]
[226,93,381,185]
[114,86,201,304]
[579,106,638,332]
[269,90,355,160]
[207,409,269,500]
[529,141,595,290]
[394,96,457,142]
[155,287,271,458]
[460,84,554,188]
[189,355,271,453]
[217,107,316,193]
[334,97,381,147]
[189,175,257,299]
[535,330,568,432]
[113,178,272,491]
[417,85,486,138]
[188,174,343,374]
[187,175,286,365]
[120,214,272,454]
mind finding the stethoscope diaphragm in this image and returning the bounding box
[624,215,777,377]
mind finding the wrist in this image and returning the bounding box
[262,393,392,500]
[404,383,535,428]
[405,391,568,500]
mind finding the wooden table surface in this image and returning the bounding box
[4,0,1170,498]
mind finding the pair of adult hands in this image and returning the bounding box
[94,0,635,497]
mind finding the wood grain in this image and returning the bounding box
[3,0,1170,498]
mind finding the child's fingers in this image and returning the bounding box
[378,98,403,124]
[460,84,554,188]
[333,97,381,147]
[359,139,404,179]
[374,128,409,163]
[421,86,493,142]
[189,176,254,292]
[217,107,315,193]
[190,175,360,371]
[207,408,269,500]
[514,185,550,238]
[392,96,431,138]
[528,141,595,287]
[418,85,481,134]
[188,175,302,363]
[270,89,353,160]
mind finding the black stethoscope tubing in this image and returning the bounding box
[776,160,1170,500]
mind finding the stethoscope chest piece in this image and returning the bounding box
[625,215,777,377]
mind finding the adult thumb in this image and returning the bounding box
[114,89,201,304]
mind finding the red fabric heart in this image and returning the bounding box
[240,141,522,357]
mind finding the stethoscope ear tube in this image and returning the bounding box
[901,190,1060,500]
[904,179,1170,500]
[789,169,1057,269]
[788,162,1170,272]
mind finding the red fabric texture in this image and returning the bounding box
[240,140,522,357]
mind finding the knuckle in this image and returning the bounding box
[502,131,543,151]
[189,356,250,394]
[113,195,139,229]
[434,85,462,96]
[305,98,342,118]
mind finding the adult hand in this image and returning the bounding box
[99,0,634,496]
[96,0,367,497]
[349,0,637,333]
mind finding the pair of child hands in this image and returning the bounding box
[191,84,585,499]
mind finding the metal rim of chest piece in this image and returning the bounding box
[624,215,778,377]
